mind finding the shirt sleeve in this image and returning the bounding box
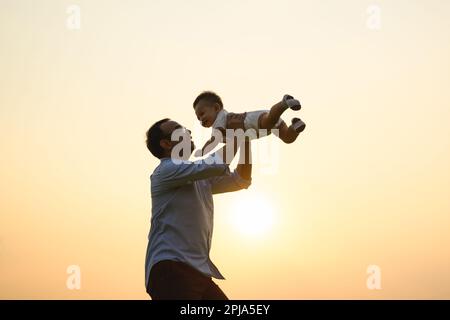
[212,110,227,129]
[208,170,252,195]
[152,157,229,193]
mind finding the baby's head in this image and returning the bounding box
[193,91,223,128]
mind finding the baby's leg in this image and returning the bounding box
[259,95,301,130]
[274,118,306,144]
[259,101,289,130]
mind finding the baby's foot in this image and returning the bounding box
[283,94,301,111]
[291,117,306,133]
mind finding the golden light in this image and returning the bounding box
[229,192,275,237]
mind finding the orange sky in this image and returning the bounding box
[1,0,450,299]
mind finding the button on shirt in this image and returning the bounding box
[145,155,251,288]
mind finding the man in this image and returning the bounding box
[144,116,252,300]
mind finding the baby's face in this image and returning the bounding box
[194,100,220,128]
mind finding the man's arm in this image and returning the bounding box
[208,138,252,195]
[154,160,229,193]
[236,137,252,181]
[160,113,246,187]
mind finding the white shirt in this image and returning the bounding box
[212,109,229,129]
[145,155,251,289]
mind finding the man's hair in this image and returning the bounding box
[146,118,170,159]
[193,91,223,109]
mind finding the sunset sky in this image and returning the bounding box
[1,0,450,299]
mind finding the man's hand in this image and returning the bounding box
[226,112,246,130]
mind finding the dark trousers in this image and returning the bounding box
[147,260,229,300]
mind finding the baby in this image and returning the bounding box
[193,91,306,156]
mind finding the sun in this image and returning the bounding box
[229,192,275,237]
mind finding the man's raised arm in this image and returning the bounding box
[236,137,252,181]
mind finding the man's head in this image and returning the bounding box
[146,119,195,160]
[193,91,223,128]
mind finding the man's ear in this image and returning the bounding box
[160,139,172,151]
[214,103,221,112]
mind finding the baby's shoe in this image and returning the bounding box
[283,94,301,111]
[291,118,306,133]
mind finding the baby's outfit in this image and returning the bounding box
[212,109,282,132]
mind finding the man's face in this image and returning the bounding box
[160,120,195,158]
[194,100,220,128]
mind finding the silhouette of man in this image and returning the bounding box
[144,117,252,299]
